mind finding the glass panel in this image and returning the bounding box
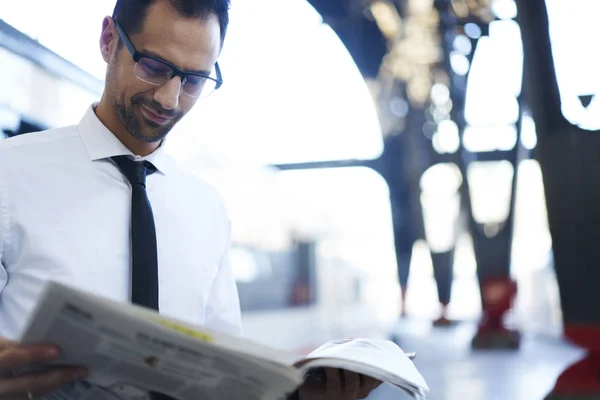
[467,161,514,225]
[420,163,462,253]
[464,20,522,127]
[545,0,600,130]
[463,125,517,152]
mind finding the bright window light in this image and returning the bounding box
[1,0,384,166]
[420,163,462,253]
[465,20,522,127]
[545,0,600,130]
[491,0,518,19]
[275,167,397,278]
[450,51,470,76]
[463,125,517,152]
[467,161,514,225]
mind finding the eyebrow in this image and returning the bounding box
[139,48,212,76]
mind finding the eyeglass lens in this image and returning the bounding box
[134,57,217,98]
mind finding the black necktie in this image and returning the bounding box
[112,157,173,400]
[112,155,159,311]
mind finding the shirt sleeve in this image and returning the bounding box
[203,219,243,337]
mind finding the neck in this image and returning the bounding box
[95,96,161,157]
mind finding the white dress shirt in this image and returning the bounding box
[0,104,242,339]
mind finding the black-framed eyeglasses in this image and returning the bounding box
[114,19,223,99]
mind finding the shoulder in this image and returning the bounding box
[166,159,230,221]
[0,125,88,196]
[0,125,79,160]
[0,125,79,149]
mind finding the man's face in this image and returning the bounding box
[103,0,221,143]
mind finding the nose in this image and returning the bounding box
[153,76,181,110]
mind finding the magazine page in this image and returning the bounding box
[294,338,429,399]
[18,281,303,400]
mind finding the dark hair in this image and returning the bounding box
[112,0,231,46]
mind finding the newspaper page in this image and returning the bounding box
[296,339,429,399]
[18,281,303,400]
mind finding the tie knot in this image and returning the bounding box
[112,155,156,187]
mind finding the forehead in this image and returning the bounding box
[131,0,221,72]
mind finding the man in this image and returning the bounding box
[0,1,379,398]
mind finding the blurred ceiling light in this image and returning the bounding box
[467,0,496,22]
[451,0,470,18]
[420,162,463,195]
[450,51,471,75]
[431,82,451,105]
[409,0,435,14]
[394,38,440,64]
[392,58,413,81]
[432,119,461,153]
[491,0,518,19]
[464,23,482,39]
[431,96,453,118]
[408,76,433,104]
[431,106,449,122]
[381,0,439,106]
[463,125,517,152]
[390,97,410,118]
[370,0,402,40]
[454,34,473,55]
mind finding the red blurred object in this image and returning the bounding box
[545,325,600,398]
[471,277,520,349]
[433,303,454,327]
[400,286,408,318]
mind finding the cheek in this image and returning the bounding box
[119,82,154,108]
[110,62,147,98]
[180,98,198,115]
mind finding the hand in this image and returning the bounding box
[297,368,381,400]
[0,337,87,399]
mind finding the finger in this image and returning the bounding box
[343,370,360,398]
[0,337,18,349]
[0,346,60,373]
[359,375,378,388]
[357,376,382,399]
[297,380,326,400]
[0,338,59,352]
[324,368,342,394]
[0,367,87,398]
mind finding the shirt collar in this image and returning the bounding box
[78,103,173,175]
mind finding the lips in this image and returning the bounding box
[140,105,172,125]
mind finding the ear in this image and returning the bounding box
[100,16,117,63]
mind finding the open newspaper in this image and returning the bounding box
[18,281,429,400]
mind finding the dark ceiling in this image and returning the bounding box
[305,0,389,79]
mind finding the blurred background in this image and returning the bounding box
[2,0,600,399]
